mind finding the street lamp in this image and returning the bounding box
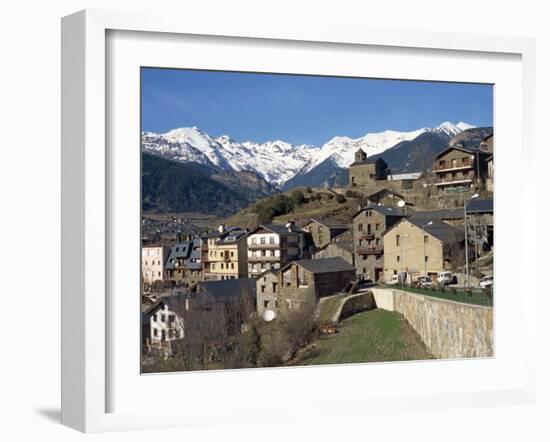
[422,221,433,279]
[464,193,479,287]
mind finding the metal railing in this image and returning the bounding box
[383,284,493,307]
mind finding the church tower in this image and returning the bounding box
[354,148,367,163]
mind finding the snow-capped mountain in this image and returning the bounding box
[141,121,476,188]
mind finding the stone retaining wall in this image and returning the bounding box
[371,288,493,359]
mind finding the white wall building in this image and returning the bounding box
[246,224,305,277]
[142,245,169,286]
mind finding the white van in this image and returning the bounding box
[436,271,453,285]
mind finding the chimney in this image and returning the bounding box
[217,224,226,233]
[479,142,488,152]
[176,231,183,243]
[285,220,295,232]
[186,234,193,242]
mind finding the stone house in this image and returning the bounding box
[364,188,411,207]
[465,198,494,251]
[255,270,280,319]
[302,218,349,250]
[246,223,306,277]
[277,257,356,313]
[382,218,464,283]
[482,135,494,193]
[312,230,354,266]
[349,148,389,187]
[432,144,492,194]
[164,236,205,287]
[352,205,407,282]
[202,226,248,281]
[190,278,257,335]
[141,245,170,288]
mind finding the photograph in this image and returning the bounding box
[140,68,494,373]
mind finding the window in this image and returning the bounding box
[152,314,157,322]
[261,237,266,244]
[263,300,269,308]
[269,237,275,244]
[261,285,266,293]
[161,314,166,322]
[144,260,148,265]
[424,235,428,243]
[251,238,257,244]
[397,256,400,262]
[425,256,428,263]
[396,234,400,246]
[358,224,363,231]
[272,282,278,292]
[153,329,158,337]
[169,315,175,323]
[376,223,380,231]
[157,271,161,277]
[231,263,234,269]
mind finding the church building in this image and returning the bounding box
[348,148,389,187]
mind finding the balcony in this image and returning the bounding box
[356,245,383,255]
[434,178,473,187]
[247,255,279,262]
[247,243,279,250]
[359,233,375,240]
[433,162,474,173]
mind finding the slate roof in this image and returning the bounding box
[305,218,350,231]
[145,294,188,318]
[466,199,493,214]
[365,188,405,200]
[197,278,256,302]
[165,241,192,270]
[410,208,464,221]
[435,144,492,159]
[251,223,305,235]
[216,229,248,245]
[352,204,407,219]
[317,230,354,254]
[349,157,387,167]
[184,238,203,270]
[289,257,356,274]
[406,218,463,244]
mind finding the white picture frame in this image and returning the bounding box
[61,9,538,433]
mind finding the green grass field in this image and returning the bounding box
[291,309,433,366]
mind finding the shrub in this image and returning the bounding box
[336,194,346,204]
[327,193,334,200]
[306,187,313,193]
[290,189,305,206]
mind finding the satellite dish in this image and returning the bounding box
[262,310,275,322]
[397,200,406,208]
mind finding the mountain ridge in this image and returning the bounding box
[142,121,484,188]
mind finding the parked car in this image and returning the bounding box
[436,271,453,285]
[416,276,433,288]
[479,275,493,289]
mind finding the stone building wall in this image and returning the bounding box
[371,288,493,359]
[313,243,354,266]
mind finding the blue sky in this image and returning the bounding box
[141,68,493,146]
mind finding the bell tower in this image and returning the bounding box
[354,148,367,163]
